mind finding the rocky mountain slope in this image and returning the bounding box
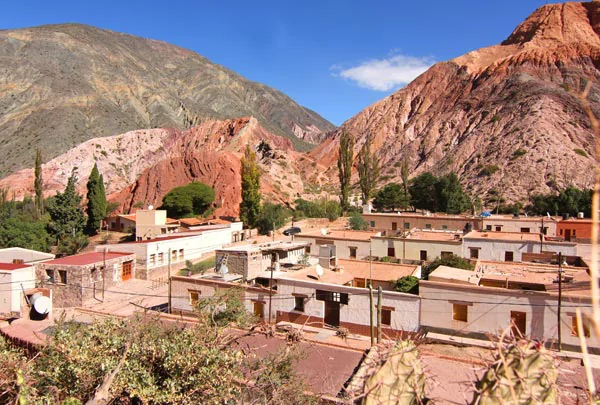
[312,1,600,204]
[0,117,327,217]
[0,23,334,177]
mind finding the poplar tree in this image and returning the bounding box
[357,134,380,205]
[34,150,44,216]
[239,145,262,228]
[85,163,107,235]
[337,131,354,215]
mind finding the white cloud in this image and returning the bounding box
[334,54,434,91]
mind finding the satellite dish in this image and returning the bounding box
[315,264,324,278]
[31,294,51,315]
[148,205,154,210]
[219,264,229,276]
[320,228,328,236]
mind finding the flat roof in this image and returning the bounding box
[44,252,134,266]
[278,266,354,285]
[428,266,478,285]
[363,212,476,220]
[464,231,559,243]
[483,215,560,222]
[122,234,192,244]
[296,229,378,242]
[0,247,55,263]
[337,259,417,281]
[383,230,463,242]
[0,262,33,271]
[218,241,309,254]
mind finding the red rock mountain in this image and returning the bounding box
[0,117,326,217]
[312,1,600,203]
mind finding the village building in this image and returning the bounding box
[215,241,310,282]
[35,251,136,308]
[481,214,559,236]
[0,247,55,264]
[105,213,137,233]
[462,231,578,262]
[557,217,592,243]
[134,209,180,240]
[371,230,463,263]
[420,260,597,352]
[362,212,481,233]
[295,229,379,260]
[0,262,37,317]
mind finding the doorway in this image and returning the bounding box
[122,261,132,281]
[324,301,340,327]
[253,302,265,320]
[511,311,526,337]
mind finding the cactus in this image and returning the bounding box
[471,339,558,405]
[363,340,426,405]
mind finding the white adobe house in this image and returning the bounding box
[0,262,36,316]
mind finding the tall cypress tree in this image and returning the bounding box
[34,150,44,216]
[239,145,262,228]
[337,131,354,215]
[357,134,380,205]
[85,163,107,235]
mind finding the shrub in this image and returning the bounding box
[574,148,588,158]
[422,255,474,280]
[394,276,419,295]
[478,164,500,177]
[348,212,368,230]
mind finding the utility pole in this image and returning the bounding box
[102,248,106,301]
[377,286,382,343]
[557,252,563,351]
[369,283,374,346]
[168,248,172,314]
[268,255,275,324]
[272,221,275,242]
[540,217,544,253]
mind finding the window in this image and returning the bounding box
[420,250,428,261]
[355,278,366,288]
[571,316,591,337]
[404,222,410,229]
[349,247,357,259]
[441,251,453,260]
[149,254,156,266]
[369,221,375,228]
[511,311,526,337]
[425,223,432,229]
[387,247,396,257]
[189,290,200,305]
[495,226,502,232]
[486,225,492,231]
[505,251,514,262]
[57,270,68,284]
[316,290,349,304]
[381,309,392,326]
[573,229,577,237]
[520,227,530,233]
[453,304,468,322]
[46,269,54,283]
[305,246,311,254]
[172,250,177,261]
[560,229,563,235]
[469,248,479,259]
[442,225,448,230]
[542,227,548,235]
[179,249,184,260]
[392,222,397,231]
[294,297,305,312]
[158,253,164,264]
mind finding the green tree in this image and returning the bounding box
[400,159,411,209]
[47,169,87,255]
[436,173,470,214]
[255,203,291,235]
[393,275,419,295]
[294,198,341,221]
[161,182,215,219]
[372,183,404,212]
[357,134,380,205]
[337,132,354,215]
[348,212,368,230]
[409,172,439,212]
[239,145,262,228]
[85,163,107,235]
[34,149,44,217]
[0,214,52,252]
[422,254,474,280]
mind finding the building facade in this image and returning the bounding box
[363,213,481,233]
[0,263,36,316]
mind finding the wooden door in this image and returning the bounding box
[511,311,526,337]
[253,302,264,319]
[122,261,133,281]
[324,301,340,327]
[565,229,572,241]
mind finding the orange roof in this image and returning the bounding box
[464,231,543,242]
[296,229,378,242]
[280,267,354,285]
[44,252,134,266]
[406,230,462,242]
[118,214,137,221]
[338,259,417,281]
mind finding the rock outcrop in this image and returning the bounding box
[311,1,600,204]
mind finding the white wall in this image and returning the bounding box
[371,237,461,261]
[420,281,597,350]
[295,236,371,260]
[0,266,35,314]
[462,239,577,262]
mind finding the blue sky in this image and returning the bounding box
[0,0,564,125]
